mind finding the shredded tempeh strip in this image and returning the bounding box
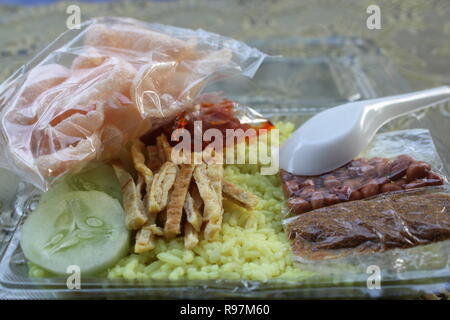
[164,164,195,238]
[184,186,203,232]
[193,163,222,240]
[111,160,147,230]
[155,136,166,163]
[118,136,260,250]
[131,139,153,184]
[131,139,154,211]
[148,161,178,214]
[136,174,145,196]
[204,163,224,240]
[134,217,164,253]
[156,134,172,162]
[184,221,199,249]
[222,180,259,209]
[207,163,223,204]
[134,226,155,253]
[147,145,162,172]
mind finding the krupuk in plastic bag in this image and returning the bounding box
[0,17,266,190]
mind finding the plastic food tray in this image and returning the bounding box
[1,35,449,299]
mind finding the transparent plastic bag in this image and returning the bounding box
[280,129,446,215]
[282,129,450,274]
[150,92,273,150]
[284,187,450,277]
[0,17,266,191]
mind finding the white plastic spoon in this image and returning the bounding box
[280,86,450,176]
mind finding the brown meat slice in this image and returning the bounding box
[285,192,450,261]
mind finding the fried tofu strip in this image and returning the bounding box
[147,145,162,172]
[184,187,203,232]
[164,164,195,238]
[148,161,178,214]
[184,221,199,249]
[222,180,259,210]
[111,161,147,230]
[193,163,222,240]
[156,134,172,162]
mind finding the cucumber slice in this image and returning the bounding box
[20,191,130,276]
[40,162,122,205]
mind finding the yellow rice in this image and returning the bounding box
[29,122,313,281]
[106,122,312,282]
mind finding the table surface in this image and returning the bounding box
[1,0,450,90]
[0,0,449,300]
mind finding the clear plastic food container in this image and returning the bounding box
[1,24,449,299]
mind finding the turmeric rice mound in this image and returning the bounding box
[106,122,312,281]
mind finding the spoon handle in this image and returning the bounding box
[367,86,450,126]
